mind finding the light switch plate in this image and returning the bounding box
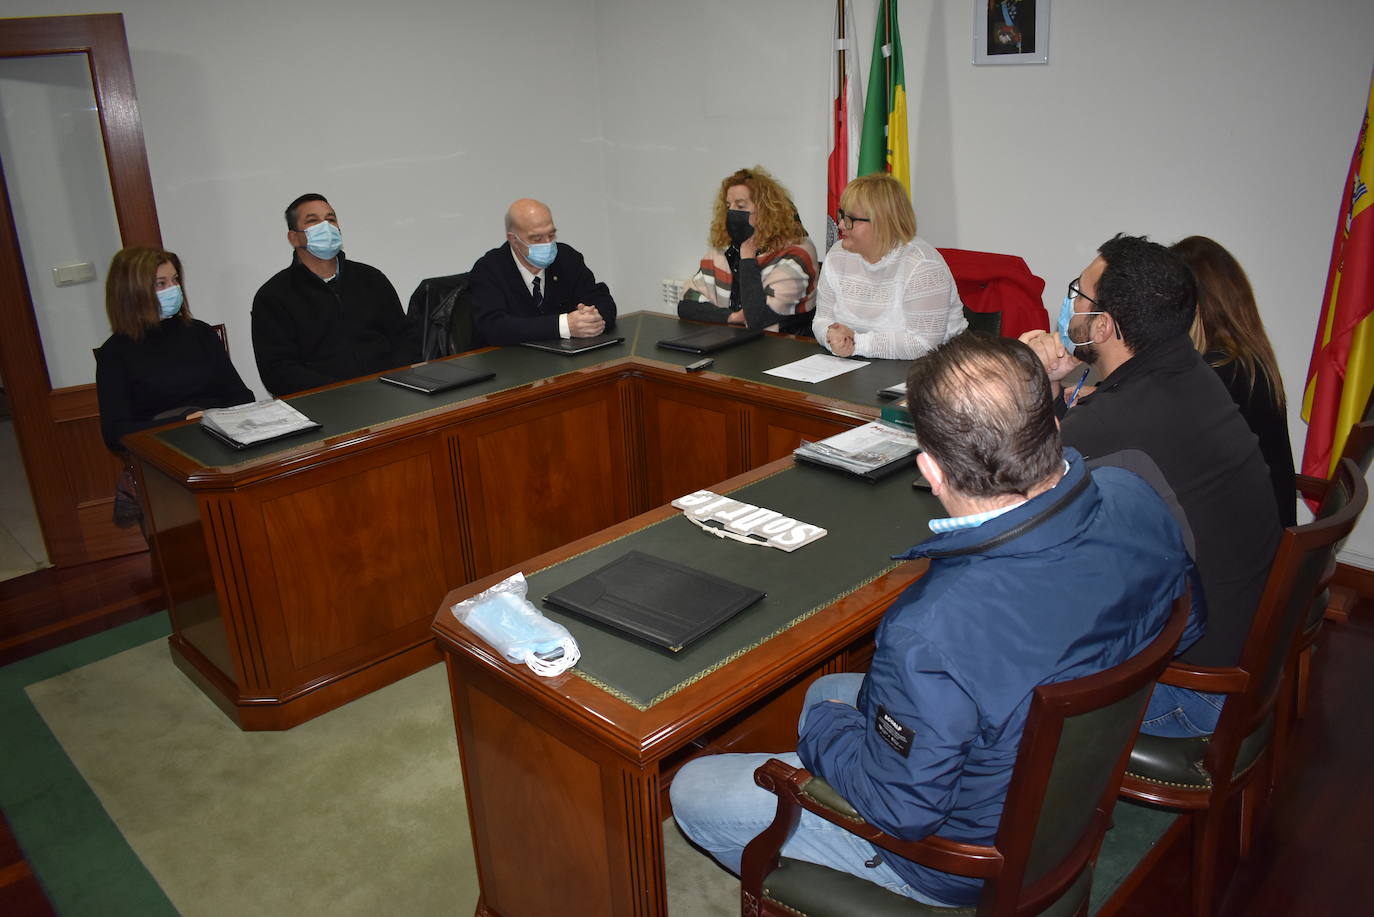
[52,261,97,287]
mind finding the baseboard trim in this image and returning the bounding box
[0,552,163,666]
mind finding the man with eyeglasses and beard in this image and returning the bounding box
[1020,233,1280,738]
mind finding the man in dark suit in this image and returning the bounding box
[467,198,617,346]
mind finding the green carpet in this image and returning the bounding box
[2,614,1174,915]
[2,615,739,916]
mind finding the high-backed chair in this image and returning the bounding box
[1121,457,1367,917]
[1297,382,1374,623]
[1278,409,1374,745]
[407,273,474,360]
[936,248,1048,339]
[738,591,1192,917]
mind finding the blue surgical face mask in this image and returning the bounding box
[1058,294,1106,351]
[303,220,342,260]
[157,284,183,320]
[517,235,557,270]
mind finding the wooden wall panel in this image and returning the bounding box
[261,452,450,671]
[639,379,746,507]
[459,384,630,575]
[749,404,858,466]
[466,685,616,916]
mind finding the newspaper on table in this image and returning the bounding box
[200,399,318,447]
[671,490,827,552]
[793,420,920,476]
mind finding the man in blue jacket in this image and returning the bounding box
[670,334,1201,907]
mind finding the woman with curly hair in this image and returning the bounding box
[677,166,818,335]
[1171,235,1296,526]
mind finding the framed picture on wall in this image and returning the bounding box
[974,0,1050,65]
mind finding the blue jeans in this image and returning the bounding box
[1139,682,1226,737]
[668,673,957,907]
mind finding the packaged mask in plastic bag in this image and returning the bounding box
[452,572,580,676]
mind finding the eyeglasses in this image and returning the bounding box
[1067,278,1100,306]
[837,209,871,231]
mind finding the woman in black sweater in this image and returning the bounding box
[1172,236,1296,527]
[96,247,253,453]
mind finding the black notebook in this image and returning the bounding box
[657,326,763,354]
[543,550,765,652]
[379,361,494,394]
[520,333,625,355]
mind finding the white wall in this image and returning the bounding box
[592,0,1374,566]
[3,0,1373,563]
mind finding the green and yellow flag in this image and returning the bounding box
[857,0,909,192]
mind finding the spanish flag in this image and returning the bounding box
[857,0,909,193]
[1302,70,1374,478]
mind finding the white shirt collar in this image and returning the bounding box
[510,245,542,293]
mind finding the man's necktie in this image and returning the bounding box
[532,276,543,310]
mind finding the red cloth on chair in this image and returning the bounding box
[938,248,1049,339]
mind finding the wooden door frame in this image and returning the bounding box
[0,13,161,565]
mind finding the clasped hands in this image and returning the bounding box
[827,322,856,358]
[568,303,606,338]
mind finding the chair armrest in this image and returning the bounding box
[752,758,1004,879]
[1158,661,1249,694]
[1295,474,1329,502]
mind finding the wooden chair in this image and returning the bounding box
[1121,457,1367,917]
[1288,414,1374,714]
[1298,382,1374,625]
[738,592,1192,917]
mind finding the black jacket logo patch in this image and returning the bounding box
[875,705,914,757]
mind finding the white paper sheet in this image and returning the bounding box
[763,354,870,383]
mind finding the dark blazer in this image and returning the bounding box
[467,242,616,346]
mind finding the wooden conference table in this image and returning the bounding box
[126,312,932,735]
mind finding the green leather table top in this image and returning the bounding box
[519,462,942,710]
[150,312,915,471]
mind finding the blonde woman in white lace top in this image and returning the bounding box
[813,174,966,359]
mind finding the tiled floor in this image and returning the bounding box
[0,418,48,582]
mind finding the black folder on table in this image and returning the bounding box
[656,326,763,354]
[543,550,766,652]
[379,361,494,394]
[520,333,625,355]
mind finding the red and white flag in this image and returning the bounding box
[826,0,865,251]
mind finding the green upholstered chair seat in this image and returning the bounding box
[760,774,1093,917]
[1125,715,1273,789]
[762,856,1093,917]
[800,775,862,819]
[763,858,977,916]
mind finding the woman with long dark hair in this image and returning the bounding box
[1171,235,1295,526]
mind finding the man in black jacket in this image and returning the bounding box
[467,198,616,346]
[1021,234,1281,737]
[252,193,415,396]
